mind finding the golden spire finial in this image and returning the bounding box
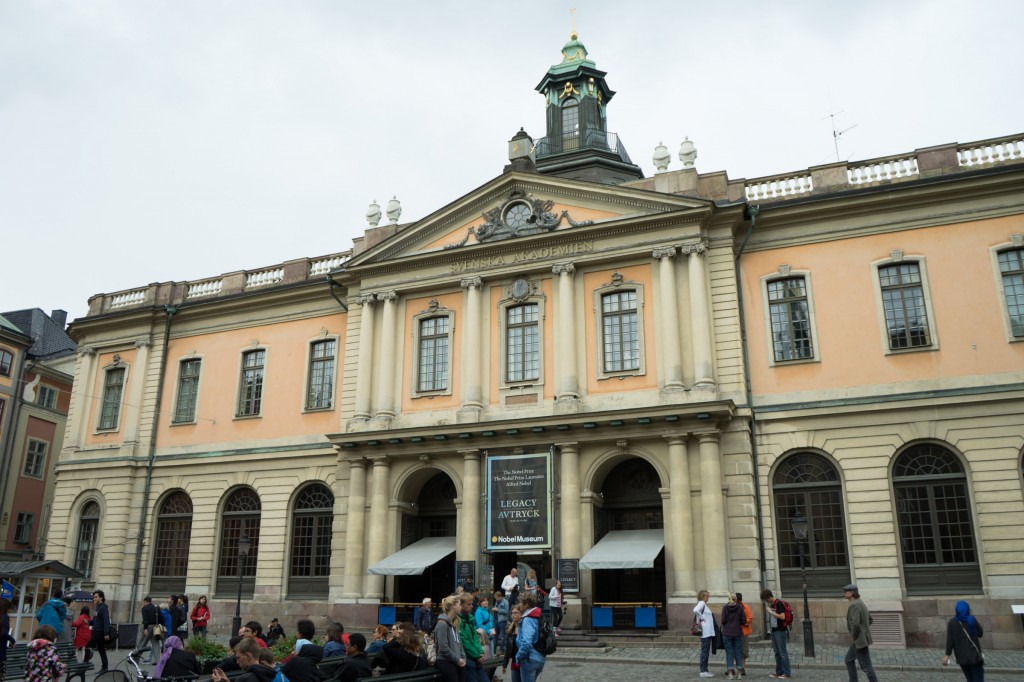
[570,7,577,40]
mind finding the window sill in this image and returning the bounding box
[232,414,262,421]
[20,473,44,481]
[169,420,196,427]
[768,357,820,368]
[301,406,334,414]
[411,390,452,399]
[92,428,120,435]
[883,344,939,357]
[596,371,645,381]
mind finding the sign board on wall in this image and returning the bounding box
[556,558,580,593]
[455,561,476,590]
[486,452,552,550]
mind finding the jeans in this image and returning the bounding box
[465,658,489,682]
[723,634,743,671]
[550,608,562,629]
[493,622,507,653]
[699,636,712,673]
[519,658,544,682]
[771,629,791,677]
[193,626,207,639]
[845,644,878,682]
[959,662,985,681]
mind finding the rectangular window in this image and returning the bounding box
[306,340,336,409]
[173,359,202,423]
[506,303,540,382]
[999,248,1024,337]
[98,367,125,430]
[23,439,47,478]
[418,317,450,392]
[14,512,33,544]
[0,349,13,377]
[237,350,265,416]
[37,385,57,409]
[879,263,931,349]
[768,277,815,361]
[601,291,640,371]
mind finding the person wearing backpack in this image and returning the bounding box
[458,593,487,682]
[515,592,546,682]
[760,589,791,680]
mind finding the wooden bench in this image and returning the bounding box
[5,641,94,682]
[353,655,502,682]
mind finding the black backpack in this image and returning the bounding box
[534,619,557,656]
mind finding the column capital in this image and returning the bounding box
[367,454,391,467]
[376,290,398,303]
[552,262,576,276]
[662,432,689,445]
[695,430,721,444]
[680,239,708,255]
[554,441,580,452]
[344,456,368,469]
[652,246,677,259]
[134,337,153,349]
[460,276,483,290]
[78,346,97,357]
[355,293,376,306]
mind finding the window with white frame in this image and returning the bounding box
[14,512,33,544]
[306,340,336,409]
[767,277,815,361]
[417,317,450,392]
[23,439,47,478]
[98,367,125,430]
[878,262,932,349]
[37,385,57,409]
[237,350,265,417]
[998,248,1024,337]
[75,501,100,579]
[173,359,202,423]
[601,291,640,372]
[506,303,540,383]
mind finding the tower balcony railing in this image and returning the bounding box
[535,129,633,164]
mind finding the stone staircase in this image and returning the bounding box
[554,628,774,651]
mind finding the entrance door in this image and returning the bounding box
[394,473,457,603]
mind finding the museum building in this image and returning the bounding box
[43,33,1024,647]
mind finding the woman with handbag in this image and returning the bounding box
[692,590,716,679]
[942,600,985,681]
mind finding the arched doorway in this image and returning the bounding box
[592,458,666,605]
[394,472,457,603]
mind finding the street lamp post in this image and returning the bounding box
[231,534,251,636]
[790,512,815,657]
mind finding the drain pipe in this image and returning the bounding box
[734,205,771,639]
[327,276,349,311]
[129,304,177,613]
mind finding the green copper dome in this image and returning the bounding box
[549,32,596,75]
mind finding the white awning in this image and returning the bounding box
[367,536,456,576]
[578,529,665,570]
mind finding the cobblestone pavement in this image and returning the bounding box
[551,644,1024,676]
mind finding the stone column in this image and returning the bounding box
[363,456,391,598]
[458,450,481,561]
[653,247,685,391]
[665,434,695,595]
[353,294,377,421]
[374,291,399,421]
[698,431,728,593]
[459,277,484,422]
[683,241,715,389]
[69,346,97,449]
[342,458,368,598]
[122,338,152,447]
[552,263,580,406]
[557,442,582,558]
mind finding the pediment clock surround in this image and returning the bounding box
[445,189,595,249]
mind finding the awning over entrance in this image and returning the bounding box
[368,536,456,576]
[579,529,665,570]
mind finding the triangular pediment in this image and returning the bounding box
[346,172,711,269]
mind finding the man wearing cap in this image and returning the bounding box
[843,584,879,682]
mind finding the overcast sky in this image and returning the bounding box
[3,0,1022,324]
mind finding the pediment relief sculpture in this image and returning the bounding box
[445,190,594,250]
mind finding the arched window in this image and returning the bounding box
[893,443,981,594]
[773,452,850,594]
[74,501,100,579]
[151,492,192,594]
[289,483,334,598]
[562,98,579,150]
[217,488,261,595]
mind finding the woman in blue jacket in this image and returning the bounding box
[515,593,545,682]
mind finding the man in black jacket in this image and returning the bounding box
[333,634,371,682]
[137,596,161,664]
[169,595,184,634]
[213,638,276,682]
[282,642,325,682]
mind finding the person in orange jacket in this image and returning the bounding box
[736,592,754,677]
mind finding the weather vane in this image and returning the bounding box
[570,7,576,37]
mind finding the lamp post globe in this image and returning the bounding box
[791,511,815,657]
[231,533,251,635]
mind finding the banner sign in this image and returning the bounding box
[486,452,552,550]
[455,561,476,591]
[556,558,580,593]
[0,580,13,600]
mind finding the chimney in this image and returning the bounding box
[51,309,68,329]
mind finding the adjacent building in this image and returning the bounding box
[43,33,1024,648]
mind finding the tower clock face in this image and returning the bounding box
[503,202,532,230]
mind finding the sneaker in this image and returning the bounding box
[700,674,714,679]
[740,670,746,677]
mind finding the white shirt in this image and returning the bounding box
[548,587,562,608]
[501,573,518,592]
[693,600,715,638]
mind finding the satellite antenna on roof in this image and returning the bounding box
[825,111,857,162]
